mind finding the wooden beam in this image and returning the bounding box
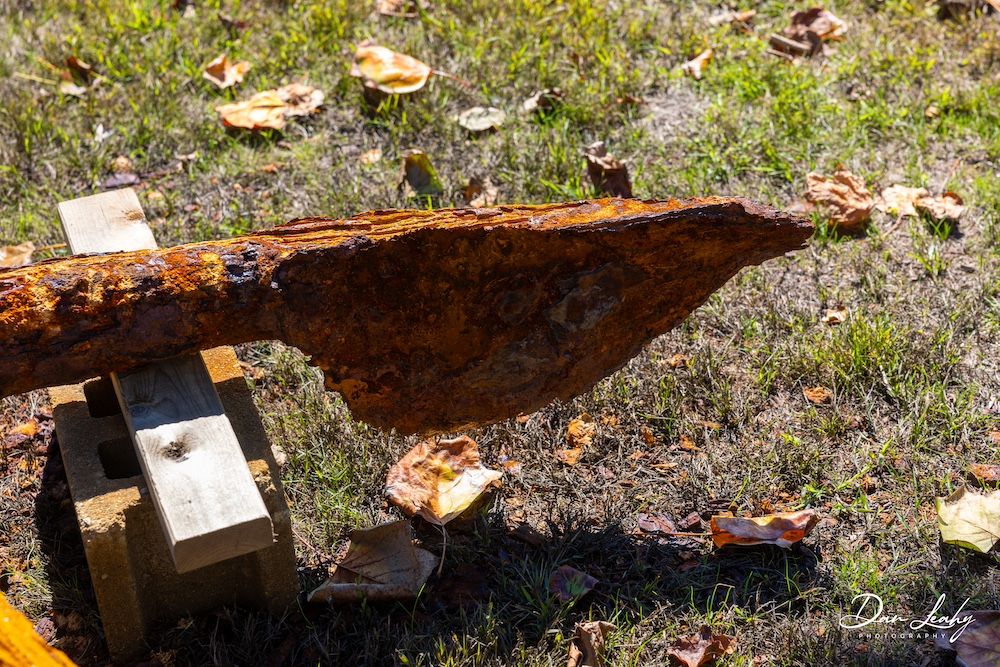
[56,189,274,573]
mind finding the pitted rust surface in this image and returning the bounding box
[0,197,811,434]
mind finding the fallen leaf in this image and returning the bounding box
[636,512,676,534]
[385,435,502,526]
[66,56,93,80]
[678,435,700,451]
[58,80,87,97]
[456,106,506,132]
[916,191,965,221]
[359,148,383,165]
[708,9,757,26]
[969,464,1000,484]
[10,420,39,438]
[463,176,499,207]
[668,626,736,667]
[400,150,443,197]
[583,141,632,198]
[259,163,280,174]
[710,509,819,548]
[640,425,657,446]
[679,512,702,530]
[351,42,432,94]
[682,48,713,80]
[307,520,436,603]
[502,459,522,474]
[203,54,251,89]
[559,412,596,458]
[803,385,833,405]
[785,7,847,42]
[934,610,1000,667]
[217,90,286,130]
[103,172,140,189]
[377,0,420,17]
[0,242,35,268]
[567,620,616,667]
[276,83,325,117]
[549,565,598,602]
[935,485,1000,553]
[805,170,873,232]
[522,88,563,113]
[821,306,848,326]
[877,185,929,218]
[666,353,690,368]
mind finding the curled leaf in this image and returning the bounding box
[567,620,616,667]
[785,7,847,42]
[710,509,819,548]
[0,242,35,269]
[935,485,1000,553]
[463,176,499,207]
[456,106,506,132]
[351,42,432,94]
[522,88,563,114]
[821,306,848,326]
[969,464,1000,484]
[400,150,443,197]
[216,90,286,130]
[805,170,873,231]
[583,141,632,198]
[877,185,929,218]
[385,435,502,526]
[916,191,965,221]
[307,520,436,603]
[803,385,832,405]
[276,83,325,117]
[203,54,251,89]
[668,626,736,667]
[557,413,594,465]
[682,48,713,80]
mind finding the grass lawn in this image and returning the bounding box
[1,0,999,665]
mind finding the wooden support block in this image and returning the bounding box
[57,189,274,573]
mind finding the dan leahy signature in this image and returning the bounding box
[840,593,975,642]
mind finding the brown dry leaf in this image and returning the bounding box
[0,242,35,269]
[400,150,444,197]
[66,56,93,80]
[708,9,757,26]
[359,148,383,165]
[216,90,286,130]
[351,42,432,94]
[934,610,1000,667]
[385,435,502,526]
[803,385,833,405]
[463,176,499,207]
[916,191,965,221]
[522,88,564,113]
[583,141,632,198]
[58,80,87,97]
[11,420,39,438]
[710,509,819,548]
[805,170,873,232]
[785,7,847,42]
[567,414,595,448]
[682,48,713,80]
[969,464,1000,484]
[636,512,676,534]
[567,620,616,667]
[668,626,736,667]
[276,83,325,117]
[307,520,436,603]
[821,306,848,326]
[549,565,598,602]
[678,435,700,451]
[456,106,506,132]
[377,0,420,17]
[877,185,929,218]
[640,426,657,446]
[203,54,251,89]
[666,353,690,368]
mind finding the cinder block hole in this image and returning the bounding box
[98,438,141,479]
[84,377,122,418]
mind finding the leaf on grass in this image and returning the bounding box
[359,148,382,165]
[456,106,506,132]
[935,485,1000,553]
[308,520,436,603]
[583,141,632,198]
[217,90,286,130]
[522,88,563,113]
[785,7,847,42]
[821,306,848,326]
[351,42,432,94]
[682,48,713,80]
[66,56,93,80]
[276,83,325,117]
[805,170,873,232]
[550,565,598,602]
[710,509,819,548]
[803,385,833,405]
[463,176,499,207]
[708,9,757,26]
[557,413,595,465]
[916,191,965,221]
[377,0,420,17]
[877,185,929,218]
[203,54,251,89]
[0,242,35,269]
[969,464,1000,484]
[385,435,502,526]
[934,610,1000,667]
[567,620,616,667]
[58,80,87,97]
[636,512,676,534]
[668,626,736,667]
[400,150,443,197]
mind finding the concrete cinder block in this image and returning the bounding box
[50,347,299,662]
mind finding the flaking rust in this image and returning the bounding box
[0,197,811,434]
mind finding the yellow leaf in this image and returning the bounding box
[0,593,76,667]
[216,90,286,130]
[385,436,502,526]
[0,242,35,269]
[916,191,965,221]
[936,485,1000,553]
[350,42,432,94]
[202,54,251,89]
[276,83,325,117]
[803,385,833,405]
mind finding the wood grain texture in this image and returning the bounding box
[56,189,273,574]
[4,196,812,434]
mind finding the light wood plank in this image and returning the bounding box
[57,188,274,573]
